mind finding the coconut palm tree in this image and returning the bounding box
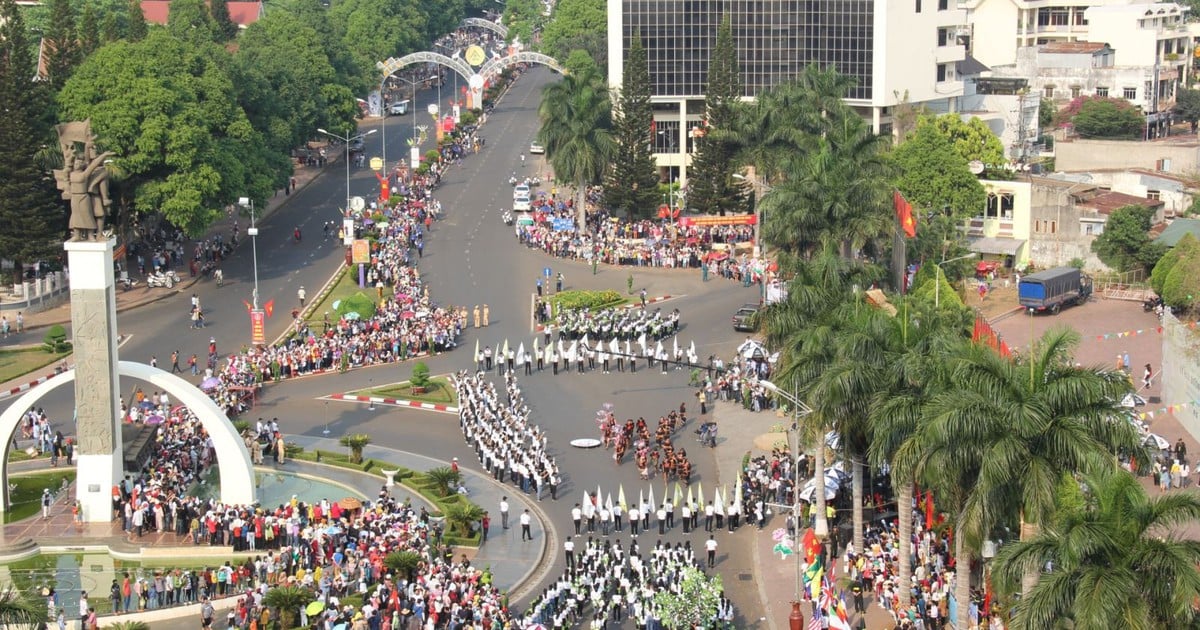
[897,328,1148,629]
[339,433,371,464]
[537,66,616,234]
[424,466,461,498]
[384,550,423,582]
[993,466,1200,629]
[0,588,48,628]
[261,584,312,629]
[444,502,486,538]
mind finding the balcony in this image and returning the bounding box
[966,217,1015,238]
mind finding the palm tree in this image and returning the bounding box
[444,502,486,538]
[993,466,1200,629]
[537,66,616,234]
[424,466,461,498]
[339,433,371,464]
[261,584,313,629]
[384,550,423,581]
[0,588,48,628]
[897,328,1148,629]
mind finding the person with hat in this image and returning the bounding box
[41,488,52,518]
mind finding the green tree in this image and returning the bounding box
[166,0,215,44]
[444,502,486,537]
[993,467,1200,629]
[43,0,81,89]
[605,34,659,218]
[425,466,462,497]
[1073,98,1144,139]
[927,115,1011,179]
[1039,97,1056,130]
[501,0,543,50]
[652,566,723,629]
[687,16,749,216]
[383,550,422,581]
[0,588,49,627]
[261,585,312,629]
[1151,232,1197,295]
[1090,204,1166,272]
[126,0,147,41]
[58,28,284,235]
[338,433,371,464]
[329,0,429,78]
[0,0,63,278]
[895,329,1146,629]
[537,65,616,234]
[210,0,240,41]
[78,1,100,55]
[99,11,122,43]
[1175,88,1200,133]
[891,117,987,264]
[1162,233,1200,311]
[540,0,605,64]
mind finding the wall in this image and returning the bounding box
[1161,310,1200,444]
[966,0,1019,68]
[1027,183,1107,269]
[878,0,967,106]
[1056,138,1200,173]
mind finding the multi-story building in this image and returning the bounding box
[606,0,972,184]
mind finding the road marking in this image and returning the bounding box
[320,393,459,414]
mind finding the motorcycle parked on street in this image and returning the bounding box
[146,269,180,289]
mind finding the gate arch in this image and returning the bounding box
[0,361,255,519]
[378,52,475,86]
[479,51,567,82]
[461,17,508,39]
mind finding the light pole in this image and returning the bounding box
[934,252,979,308]
[759,378,814,630]
[317,127,377,214]
[385,74,439,173]
[238,197,260,309]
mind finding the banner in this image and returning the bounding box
[678,214,756,227]
[551,217,575,232]
[351,239,370,264]
[250,309,266,346]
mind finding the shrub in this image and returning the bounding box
[339,434,372,464]
[411,362,431,388]
[42,325,70,353]
[551,289,626,314]
[336,292,377,320]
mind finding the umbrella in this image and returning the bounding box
[306,601,326,616]
[799,484,838,502]
[1144,433,1170,450]
[138,401,155,410]
[200,377,221,390]
[524,624,550,630]
[339,497,362,510]
[324,525,342,535]
[332,624,348,630]
[146,415,165,425]
[343,312,362,320]
[332,299,342,310]
[401,311,416,319]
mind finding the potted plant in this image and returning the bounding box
[410,361,431,394]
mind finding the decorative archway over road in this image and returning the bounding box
[461,17,508,39]
[0,361,255,521]
[378,50,565,111]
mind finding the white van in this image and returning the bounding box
[389,100,410,116]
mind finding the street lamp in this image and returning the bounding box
[732,172,773,256]
[934,252,979,308]
[383,74,439,174]
[759,378,815,630]
[317,127,377,214]
[238,197,260,309]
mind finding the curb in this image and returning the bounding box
[0,371,62,401]
[324,393,458,414]
[533,294,677,332]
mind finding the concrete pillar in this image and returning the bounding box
[63,238,123,523]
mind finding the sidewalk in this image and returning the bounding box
[0,160,333,338]
[711,401,896,630]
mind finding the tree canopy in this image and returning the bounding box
[686,16,750,216]
[605,34,659,218]
[1072,98,1145,139]
[540,0,605,66]
[924,115,1010,179]
[1090,204,1165,273]
[1159,233,1200,311]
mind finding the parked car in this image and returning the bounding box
[514,195,532,212]
[529,142,545,154]
[389,100,410,116]
[732,303,760,331]
[349,137,365,153]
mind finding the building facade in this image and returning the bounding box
[606,0,970,184]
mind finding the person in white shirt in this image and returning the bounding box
[520,509,533,541]
[705,536,718,567]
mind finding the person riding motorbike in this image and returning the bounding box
[294,227,302,242]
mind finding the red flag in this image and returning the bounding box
[924,491,935,530]
[894,191,917,238]
[243,300,252,313]
[264,299,275,319]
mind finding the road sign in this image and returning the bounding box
[370,157,383,171]
[352,239,370,264]
[342,218,354,246]
[544,267,552,278]
[350,196,366,212]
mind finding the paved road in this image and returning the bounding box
[3,67,772,625]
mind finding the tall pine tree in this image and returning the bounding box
[43,0,81,89]
[686,16,749,216]
[100,12,122,44]
[78,2,100,55]
[126,0,148,42]
[210,0,240,41]
[0,0,67,275]
[605,34,660,218]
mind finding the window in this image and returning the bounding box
[1070,86,1081,98]
[1084,223,1093,235]
[1096,87,1109,97]
[1124,87,1137,100]
[1035,220,1042,233]
[1050,220,1057,234]
[1147,189,1161,200]
[1044,85,1055,98]
[915,0,921,12]
[986,192,1015,218]
[937,64,947,82]
[938,0,947,10]
[1037,8,1069,26]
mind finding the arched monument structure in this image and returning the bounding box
[0,361,256,522]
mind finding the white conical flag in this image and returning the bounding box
[648,485,656,509]
[581,333,589,351]
[474,339,480,362]
[609,338,619,354]
[605,493,613,511]
[689,340,697,358]
[672,335,679,358]
[619,485,628,511]
[502,339,509,357]
[655,340,664,357]
[517,342,525,359]
[533,336,540,356]
[714,487,726,516]
[638,332,647,352]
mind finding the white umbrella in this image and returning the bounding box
[824,431,841,450]
[1144,433,1170,451]
[799,484,838,502]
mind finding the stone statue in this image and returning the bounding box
[53,120,114,241]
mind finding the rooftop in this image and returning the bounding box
[1076,190,1164,215]
[140,0,263,27]
[1038,41,1111,54]
[1154,218,1200,246]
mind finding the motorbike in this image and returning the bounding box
[120,276,138,291]
[530,176,541,186]
[508,175,518,186]
[145,270,180,289]
[213,269,224,287]
[1143,295,1163,312]
[501,211,514,226]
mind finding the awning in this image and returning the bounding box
[968,237,1025,256]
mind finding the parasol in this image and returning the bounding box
[306,601,326,616]
[339,497,362,510]
[138,401,155,410]
[200,377,221,390]
[401,311,416,319]
[324,525,342,535]
[145,415,165,425]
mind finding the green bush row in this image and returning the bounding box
[550,289,626,314]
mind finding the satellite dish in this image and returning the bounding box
[968,160,985,175]
[350,196,366,211]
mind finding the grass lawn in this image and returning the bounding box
[0,347,67,386]
[354,375,457,405]
[306,266,394,325]
[6,469,76,523]
[6,447,48,463]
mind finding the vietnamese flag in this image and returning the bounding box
[924,490,935,530]
[264,299,275,319]
[894,191,917,238]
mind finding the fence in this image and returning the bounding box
[1162,309,1200,441]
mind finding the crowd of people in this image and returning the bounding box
[539,305,682,343]
[204,166,465,417]
[521,537,735,628]
[452,370,562,502]
[597,403,694,483]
